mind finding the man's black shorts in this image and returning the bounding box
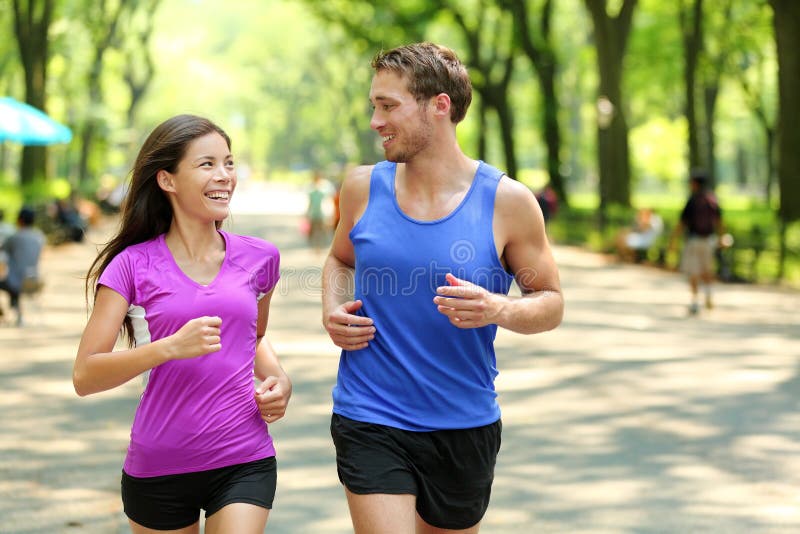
[331,413,502,530]
[121,456,276,530]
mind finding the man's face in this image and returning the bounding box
[368,70,433,163]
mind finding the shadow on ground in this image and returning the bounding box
[1,205,798,533]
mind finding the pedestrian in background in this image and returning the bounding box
[307,170,331,254]
[0,206,45,326]
[669,168,724,315]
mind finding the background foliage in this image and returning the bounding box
[1,0,797,284]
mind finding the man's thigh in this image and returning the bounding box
[345,489,416,534]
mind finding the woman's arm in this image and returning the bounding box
[253,290,292,423]
[73,285,222,396]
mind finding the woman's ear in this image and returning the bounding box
[156,170,176,193]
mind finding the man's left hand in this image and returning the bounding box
[433,273,500,329]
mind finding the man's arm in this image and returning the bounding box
[434,177,563,335]
[322,165,376,350]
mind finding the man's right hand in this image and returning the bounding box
[323,300,375,351]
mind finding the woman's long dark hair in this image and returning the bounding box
[86,114,231,345]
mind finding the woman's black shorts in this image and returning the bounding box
[331,413,502,530]
[121,456,276,530]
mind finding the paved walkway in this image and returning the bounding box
[1,182,799,533]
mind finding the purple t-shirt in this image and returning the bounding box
[98,230,280,477]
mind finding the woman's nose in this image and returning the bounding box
[216,165,234,181]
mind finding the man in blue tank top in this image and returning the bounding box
[322,42,564,533]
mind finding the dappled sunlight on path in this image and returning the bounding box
[1,182,798,532]
[491,246,800,532]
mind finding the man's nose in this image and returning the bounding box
[370,109,384,131]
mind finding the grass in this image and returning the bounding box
[549,191,800,289]
[3,171,798,288]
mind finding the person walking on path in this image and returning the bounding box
[0,206,45,326]
[322,43,563,533]
[73,114,291,533]
[306,170,331,254]
[669,169,724,315]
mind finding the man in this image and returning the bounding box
[669,169,724,315]
[322,43,563,533]
[0,206,45,326]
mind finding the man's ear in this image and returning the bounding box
[433,93,451,117]
[157,170,176,193]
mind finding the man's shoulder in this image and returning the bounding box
[341,164,377,198]
[346,164,376,184]
[492,176,544,237]
[495,175,537,209]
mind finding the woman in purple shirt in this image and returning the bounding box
[74,114,291,533]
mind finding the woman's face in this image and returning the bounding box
[160,132,236,223]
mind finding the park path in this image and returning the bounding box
[1,180,799,533]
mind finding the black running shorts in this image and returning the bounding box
[121,456,277,530]
[331,413,502,530]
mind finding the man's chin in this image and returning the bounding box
[385,152,406,163]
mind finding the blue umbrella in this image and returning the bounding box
[0,96,72,145]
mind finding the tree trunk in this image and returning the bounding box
[769,0,800,224]
[505,0,568,204]
[735,145,746,188]
[493,90,517,179]
[700,0,733,188]
[540,65,564,200]
[584,0,637,211]
[703,83,719,186]
[124,0,160,127]
[78,0,128,186]
[12,0,54,189]
[477,100,488,161]
[680,0,704,172]
[769,0,800,280]
[450,7,518,179]
[737,58,776,205]
[765,127,775,203]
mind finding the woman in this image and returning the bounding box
[74,114,291,533]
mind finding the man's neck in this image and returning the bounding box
[402,141,475,189]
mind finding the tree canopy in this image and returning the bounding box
[1,0,796,274]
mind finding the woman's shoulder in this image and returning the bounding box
[224,231,279,257]
[99,236,165,287]
[108,235,160,260]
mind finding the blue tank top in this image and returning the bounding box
[332,160,514,431]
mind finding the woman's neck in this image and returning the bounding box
[164,219,223,261]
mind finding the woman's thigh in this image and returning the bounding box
[204,503,269,534]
